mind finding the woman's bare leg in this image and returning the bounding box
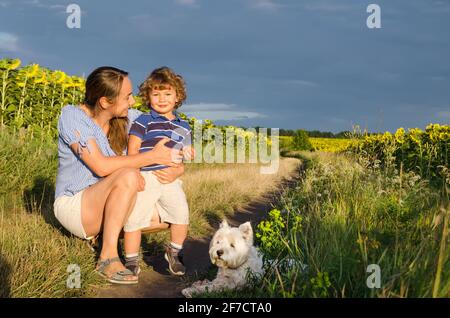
[81,167,140,277]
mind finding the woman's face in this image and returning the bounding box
[111,76,135,117]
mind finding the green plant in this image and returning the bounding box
[292,130,313,151]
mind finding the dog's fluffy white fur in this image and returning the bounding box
[181,220,263,298]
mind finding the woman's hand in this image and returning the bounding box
[149,138,183,167]
[152,164,185,184]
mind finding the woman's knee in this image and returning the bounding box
[113,168,141,190]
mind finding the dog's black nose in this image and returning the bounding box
[217,250,224,257]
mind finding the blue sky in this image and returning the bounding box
[0,0,449,133]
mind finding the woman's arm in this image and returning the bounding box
[71,137,182,177]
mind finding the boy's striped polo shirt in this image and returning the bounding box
[129,109,192,171]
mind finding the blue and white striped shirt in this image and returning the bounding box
[55,104,142,199]
[129,109,192,171]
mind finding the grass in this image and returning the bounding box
[0,128,106,297]
[202,150,449,298]
[0,127,300,297]
[2,125,448,298]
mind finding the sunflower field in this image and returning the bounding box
[348,125,450,185]
[310,137,355,152]
[0,58,85,137]
[279,135,354,152]
[0,59,270,145]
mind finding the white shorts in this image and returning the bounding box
[54,172,189,238]
[53,190,169,240]
[54,190,91,240]
[123,171,189,233]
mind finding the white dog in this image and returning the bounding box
[181,220,263,298]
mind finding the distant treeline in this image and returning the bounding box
[248,127,353,138]
[280,129,352,138]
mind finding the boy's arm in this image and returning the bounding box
[128,135,143,155]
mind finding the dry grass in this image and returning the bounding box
[0,204,105,298]
[149,158,301,242]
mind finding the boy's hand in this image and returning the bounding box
[182,146,195,161]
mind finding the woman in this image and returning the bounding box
[54,66,183,284]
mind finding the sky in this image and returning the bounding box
[0,0,449,133]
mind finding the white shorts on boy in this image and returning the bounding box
[123,171,189,233]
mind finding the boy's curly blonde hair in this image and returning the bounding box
[138,66,187,109]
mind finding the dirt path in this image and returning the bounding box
[96,161,303,298]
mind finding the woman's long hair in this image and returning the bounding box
[84,66,129,155]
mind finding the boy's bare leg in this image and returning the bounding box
[170,224,188,246]
[123,230,142,275]
[124,231,141,256]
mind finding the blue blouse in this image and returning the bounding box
[55,104,142,199]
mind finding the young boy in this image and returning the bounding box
[124,66,194,276]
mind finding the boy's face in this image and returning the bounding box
[149,85,178,116]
